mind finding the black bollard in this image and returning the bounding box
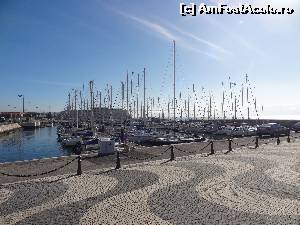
[255,136,259,149]
[170,146,175,161]
[228,139,232,152]
[287,135,291,143]
[277,136,280,145]
[77,155,82,176]
[116,151,121,169]
[210,141,214,155]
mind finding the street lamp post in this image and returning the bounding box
[18,94,24,113]
[7,105,12,122]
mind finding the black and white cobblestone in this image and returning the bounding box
[0,140,299,225]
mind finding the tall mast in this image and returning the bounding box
[86,99,88,122]
[168,102,170,120]
[136,95,139,119]
[89,80,94,131]
[194,103,196,120]
[126,71,129,119]
[143,68,146,120]
[137,73,139,119]
[151,98,153,118]
[23,96,25,113]
[121,82,124,123]
[71,99,74,125]
[234,95,237,120]
[180,108,183,120]
[147,99,149,118]
[246,74,250,120]
[222,82,225,120]
[242,84,244,107]
[209,94,212,120]
[133,101,136,118]
[110,85,113,109]
[173,40,176,130]
[68,92,71,123]
[75,90,78,129]
[99,91,102,122]
[188,95,190,120]
[80,90,82,121]
[110,85,113,121]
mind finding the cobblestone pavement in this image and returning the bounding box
[0,141,299,224]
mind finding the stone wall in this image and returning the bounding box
[0,123,21,134]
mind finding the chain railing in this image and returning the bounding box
[0,156,78,178]
[232,138,256,149]
[173,142,211,154]
[120,145,171,161]
[1,133,297,179]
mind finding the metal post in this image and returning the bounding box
[77,156,82,175]
[210,141,214,155]
[287,134,291,143]
[116,151,121,169]
[170,146,175,161]
[255,136,259,149]
[228,139,232,152]
[277,136,280,145]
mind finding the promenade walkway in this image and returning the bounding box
[0,140,299,224]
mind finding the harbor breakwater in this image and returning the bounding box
[0,123,21,135]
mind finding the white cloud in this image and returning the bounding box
[113,9,178,41]
[164,22,232,55]
[112,9,223,61]
[181,42,222,61]
[204,16,266,58]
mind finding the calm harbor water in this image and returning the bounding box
[0,127,73,163]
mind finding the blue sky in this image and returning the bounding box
[0,0,299,119]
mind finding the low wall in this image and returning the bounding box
[0,123,21,134]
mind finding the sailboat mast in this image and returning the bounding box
[147,99,149,118]
[234,95,237,120]
[194,103,196,120]
[173,40,176,130]
[121,82,124,123]
[168,102,170,120]
[126,71,129,120]
[137,73,139,119]
[221,82,225,120]
[242,84,244,107]
[188,95,190,120]
[80,90,82,121]
[209,94,212,120]
[89,80,94,131]
[68,92,71,123]
[75,90,78,129]
[246,74,250,120]
[110,85,112,109]
[143,68,146,120]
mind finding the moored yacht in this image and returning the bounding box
[21,120,41,129]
